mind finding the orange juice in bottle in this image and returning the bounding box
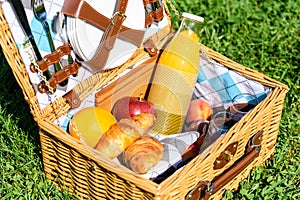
[148,12,204,135]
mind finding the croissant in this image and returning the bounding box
[122,135,164,174]
[94,113,156,159]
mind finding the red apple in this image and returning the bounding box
[112,94,157,121]
[185,99,213,125]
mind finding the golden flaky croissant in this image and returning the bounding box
[122,135,164,174]
[94,113,157,159]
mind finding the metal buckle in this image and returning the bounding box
[111,11,127,25]
[110,12,126,29]
[185,180,211,199]
[206,181,214,196]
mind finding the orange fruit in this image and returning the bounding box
[69,106,116,148]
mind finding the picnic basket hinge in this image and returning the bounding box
[64,90,81,109]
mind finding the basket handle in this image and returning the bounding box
[204,146,261,199]
[185,130,263,200]
[185,146,261,200]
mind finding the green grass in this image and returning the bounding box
[0,0,299,199]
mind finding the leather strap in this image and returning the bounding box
[145,9,164,27]
[213,142,238,170]
[177,121,209,169]
[204,146,261,199]
[64,90,81,108]
[62,0,145,72]
[143,0,164,27]
[33,44,80,93]
[48,63,80,87]
[37,62,80,93]
[185,181,210,200]
[205,131,263,198]
[62,0,143,46]
[246,130,263,153]
[185,147,261,200]
[185,130,263,199]
[143,38,158,56]
[85,0,129,72]
[31,44,72,73]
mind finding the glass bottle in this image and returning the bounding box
[147,12,204,135]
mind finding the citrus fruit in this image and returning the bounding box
[69,106,116,148]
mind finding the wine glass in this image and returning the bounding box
[200,111,233,152]
[228,93,259,123]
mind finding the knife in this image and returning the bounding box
[8,0,51,80]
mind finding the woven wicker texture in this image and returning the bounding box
[0,2,289,199]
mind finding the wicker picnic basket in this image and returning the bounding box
[0,1,289,199]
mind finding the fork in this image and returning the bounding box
[32,0,68,87]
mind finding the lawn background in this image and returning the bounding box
[0,0,299,199]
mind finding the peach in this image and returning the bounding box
[185,99,213,125]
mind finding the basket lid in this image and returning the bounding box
[0,0,171,116]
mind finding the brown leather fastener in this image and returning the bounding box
[177,121,209,169]
[153,7,164,21]
[37,62,80,93]
[37,80,56,94]
[185,181,210,200]
[48,63,80,89]
[185,130,263,199]
[56,43,72,56]
[143,38,158,56]
[32,44,72,73]
[35,53,60,72]
[247,130,263,153]
[145,8,164,27]
[64,89,81,108]
[213,141,238,170]
[144,0,164,27]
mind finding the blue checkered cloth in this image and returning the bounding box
[194,52,271,109]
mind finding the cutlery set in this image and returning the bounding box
[8,0,73,93]
[32,0,68,87]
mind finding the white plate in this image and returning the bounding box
[66,0,145,70]
[66,17,80,59]
[70,17,86,60]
